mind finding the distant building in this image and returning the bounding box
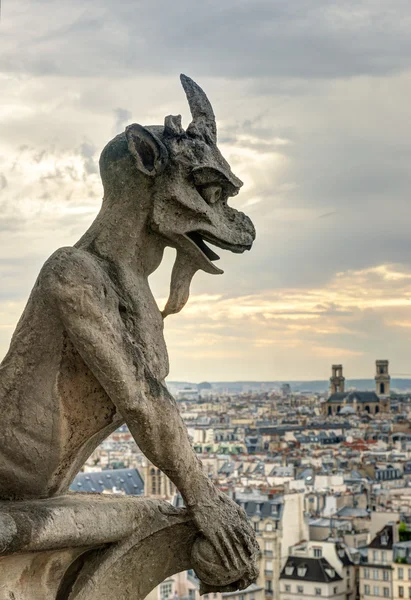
[145,569,204,600]
[359,524,396,600]
[176,386,200,401]
[235,491,308,600]
[70,468,144,496]
[323,361,391,416]
[330,365,345,395]
[280,555,345,600]
[375,360,391,397]
[141,460,176,500]
[281,383,291,397]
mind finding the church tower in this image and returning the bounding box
[375,360,390,397]
[330,364,345,394]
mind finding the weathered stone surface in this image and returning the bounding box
[0,495,193,599]
[0,75,259,598]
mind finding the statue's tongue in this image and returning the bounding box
[162,251,199,318]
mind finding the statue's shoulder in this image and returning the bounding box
[38,246,106,301]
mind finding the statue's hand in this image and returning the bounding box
[191,490,259,588]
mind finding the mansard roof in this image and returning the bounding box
[280,556,343,583]
[70,468,144,496]
[327,391,380,404]
[368,525,394,550]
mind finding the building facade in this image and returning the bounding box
[323,361,391,416]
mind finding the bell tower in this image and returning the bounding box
[375,360,390,397]
[330,364,345,394]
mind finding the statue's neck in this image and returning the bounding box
[76,190,166,278]
[76,187,199,318]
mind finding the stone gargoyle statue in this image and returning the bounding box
[0,75,259,600]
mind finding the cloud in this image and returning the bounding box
[1,1,411,80]
[155,264,411,380]
[1,1,411,380]
[79,142,98,175]
[113,108,132,133]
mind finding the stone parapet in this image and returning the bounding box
[0,494,195,600]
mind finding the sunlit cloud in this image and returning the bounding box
[1,0,411,381]
[162,263,411,380]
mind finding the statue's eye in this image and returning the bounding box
[198,185,222,205]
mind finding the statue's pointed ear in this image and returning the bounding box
[125,124,169,177]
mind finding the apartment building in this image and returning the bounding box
[280,556,346,600]
[235,491,308,600]
[392,541,411,600]
[360,524,395,600]
[289,540,359,600]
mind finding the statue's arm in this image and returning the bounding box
[42,249,256,569]
[42,249,215,508]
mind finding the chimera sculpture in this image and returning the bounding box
[0,75,259,599]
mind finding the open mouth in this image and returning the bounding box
[186,232,221,262]
[185,231,252,261]
[182,231,253,275]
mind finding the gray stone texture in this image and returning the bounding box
[0,75,259,599]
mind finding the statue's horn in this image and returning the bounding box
[180,74,217,144]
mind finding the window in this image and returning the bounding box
[285,585,291,593]
[400,569,405,580]
[313,548,322,558]
[160,583,173,599]
[265,541,273,554]
[297,586,304,594]
[408,569,411,581]
[253,522,259,532]
[374,587,379,596]
[408,588,411,599]
[333,587,338,594]
[383,571,389,581]
[381,551,387,563]
[298,566,307,577]
[373,551,379,561]
[266,561,273,573]
[365,585,370,595]
[365,569,370,579]
[384,588,389,597]
[285,566,294,576]
[374,569,379,580]
[266,523,273,532]
[315,588,322,596]
[188,592,195,600]
[399,586,404,598]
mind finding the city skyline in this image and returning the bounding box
[1,1,411,380]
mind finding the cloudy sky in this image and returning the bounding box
[1,0,411,382]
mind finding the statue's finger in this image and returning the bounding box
[210,534,231,570]
[217,530,242,570]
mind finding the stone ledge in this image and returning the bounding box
[0,493,195,600]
